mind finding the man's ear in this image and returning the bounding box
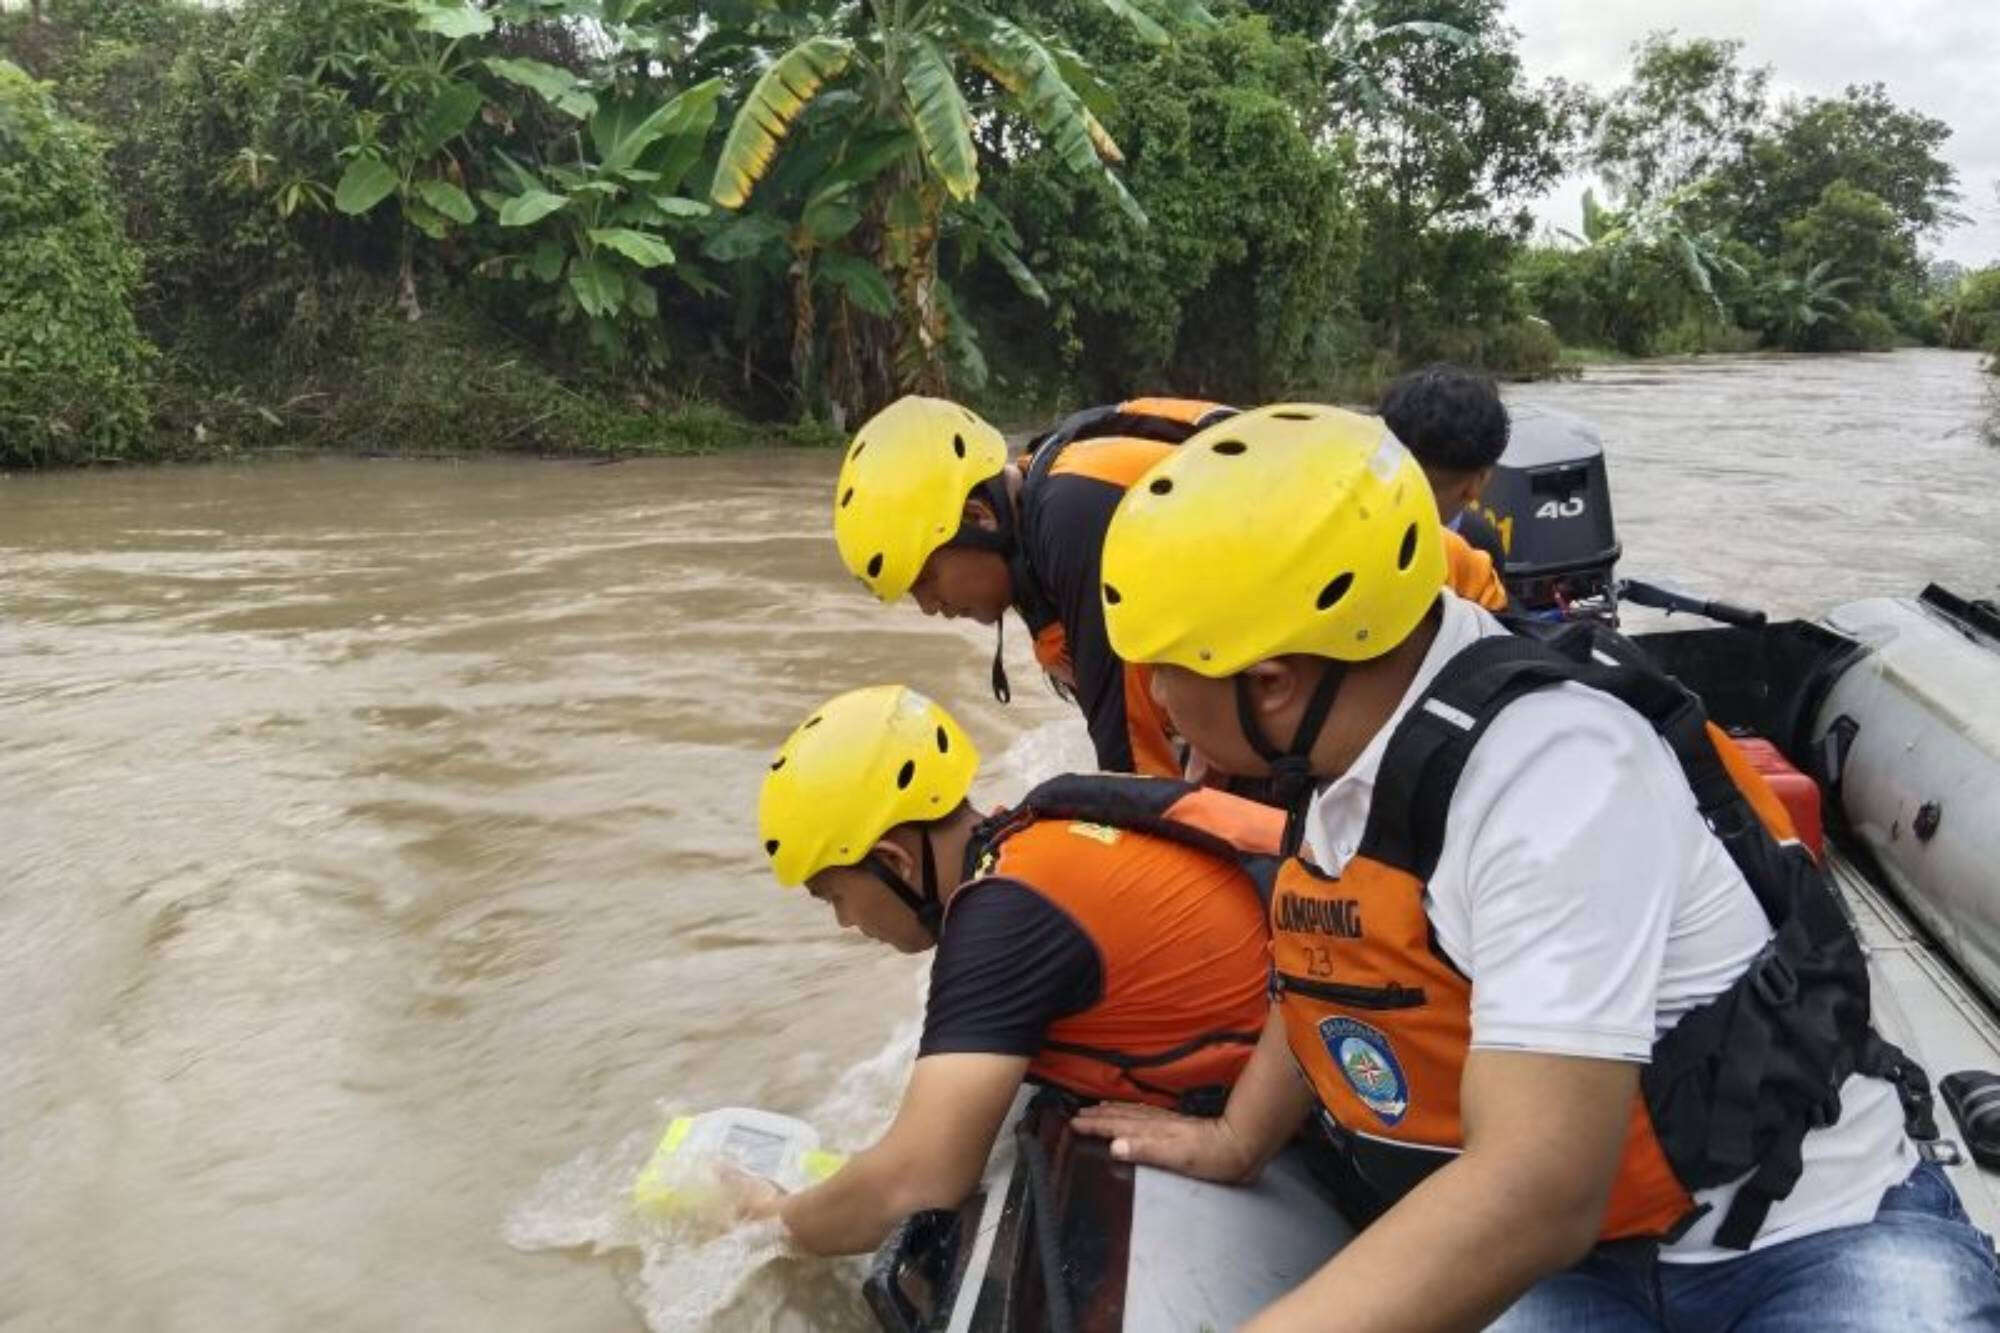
[962,496,999,532]
[1241,657,1308,718]
[870,834,918,884]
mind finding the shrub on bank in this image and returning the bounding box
[0,59,152,467]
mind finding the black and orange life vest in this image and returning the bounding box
[1008,398,1504,774]
[1266,626,1897,1249]
[965,775,1285,1111]
[1014,430,1187,777]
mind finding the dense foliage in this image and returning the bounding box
[0,57,151,465]
[0,2,1989,466]
[1518,35,1972,358]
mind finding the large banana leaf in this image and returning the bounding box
[962,18,1141,221]
[900,38,978,202]
[590,228,676,268]
[411,81,485,156]
[710,38,855,209]
[413,178,477,223]
[591,78,723,178]
[334,156,399,215]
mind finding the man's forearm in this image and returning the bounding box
[1218,1009,1316,1178]
[1243,1149,1592,1333]
[776,1149,945,1256]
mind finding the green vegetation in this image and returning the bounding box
[0,4,1988,468]
[1513,34,1976,358]
[0,57,150,464]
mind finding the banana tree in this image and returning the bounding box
[478,78,724,364]
[1562,186,1744,320]
[707,0,1203,400]
[321,0,499,318]
[1757,260,1854,346]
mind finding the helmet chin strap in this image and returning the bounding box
[1235,662,1347,858]
[944,478,1024,704]
[863,829,943,941]
[947,475,1019,704]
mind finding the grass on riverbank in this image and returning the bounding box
[10,296,842,471]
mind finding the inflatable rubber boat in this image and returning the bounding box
[862,401,2000,1330]
[864,583,2000,1332]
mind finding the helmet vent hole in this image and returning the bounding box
[1211,439,1248,456]
[1103,583,1122,605]
[840,487,855,508]
[1271,410,1313,421]
[952,434,966,459]
[769,756,786,771]
[1397,523,1418,571]
[867,552,884,579]
[936,726,950,753]
[764,839,779,855]
[896,760,916,790]
[1148,477,1173,495]
[803,715,822,729]
[1317,573,1354,612]
[850,439,866,461]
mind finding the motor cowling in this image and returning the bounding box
[1476,403,1621,618]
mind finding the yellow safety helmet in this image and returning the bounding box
[758,684,981,887]
[833,396,1011,603]
[1101,403,1445,677]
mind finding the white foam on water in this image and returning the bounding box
[503,719,1085,1330]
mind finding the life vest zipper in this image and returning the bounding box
[1271,972,1426,1009]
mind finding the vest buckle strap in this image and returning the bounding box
[1751,953,1800,1007]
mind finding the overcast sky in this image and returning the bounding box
[1506,0,2000,267]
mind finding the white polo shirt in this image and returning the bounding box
[1302,592,1913,1263]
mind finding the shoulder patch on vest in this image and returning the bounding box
[1320,1016,1409,1127]
[1066,820,1122,846]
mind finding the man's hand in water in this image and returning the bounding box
[1071,1101,1261,1182]
[715,1163,786,1223]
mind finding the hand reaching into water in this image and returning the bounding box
[714,1162,787,1224]
[1070,1101,1261,1183]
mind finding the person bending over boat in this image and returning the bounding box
[740,683,1277,1255]
[1074,403,1999,1332]
[1379,363,1510,570]
[829,395,1509,780]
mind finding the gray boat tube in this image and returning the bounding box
[1813,588,2000,1007]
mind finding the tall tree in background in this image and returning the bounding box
[1590,32,1768,212]
[1719,83,1960,257]
[1337,0,1584,355]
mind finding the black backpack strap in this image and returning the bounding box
[1363,626,1895,1250]
[1361,635,1594,877]
[1007,432,1070,637]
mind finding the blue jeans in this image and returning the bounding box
[1489,1163,2000,1331]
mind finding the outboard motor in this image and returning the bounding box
[1476,403,1621,620]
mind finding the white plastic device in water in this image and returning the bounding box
[631,1107,846,1216]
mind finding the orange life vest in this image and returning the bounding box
[1444,530,1509,611]
[965,775,1285,1111]
[1266,627,1892,1249]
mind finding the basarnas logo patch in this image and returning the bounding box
[1318,1016,1408,1127]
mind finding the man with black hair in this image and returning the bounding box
[1379,364,1511,569]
